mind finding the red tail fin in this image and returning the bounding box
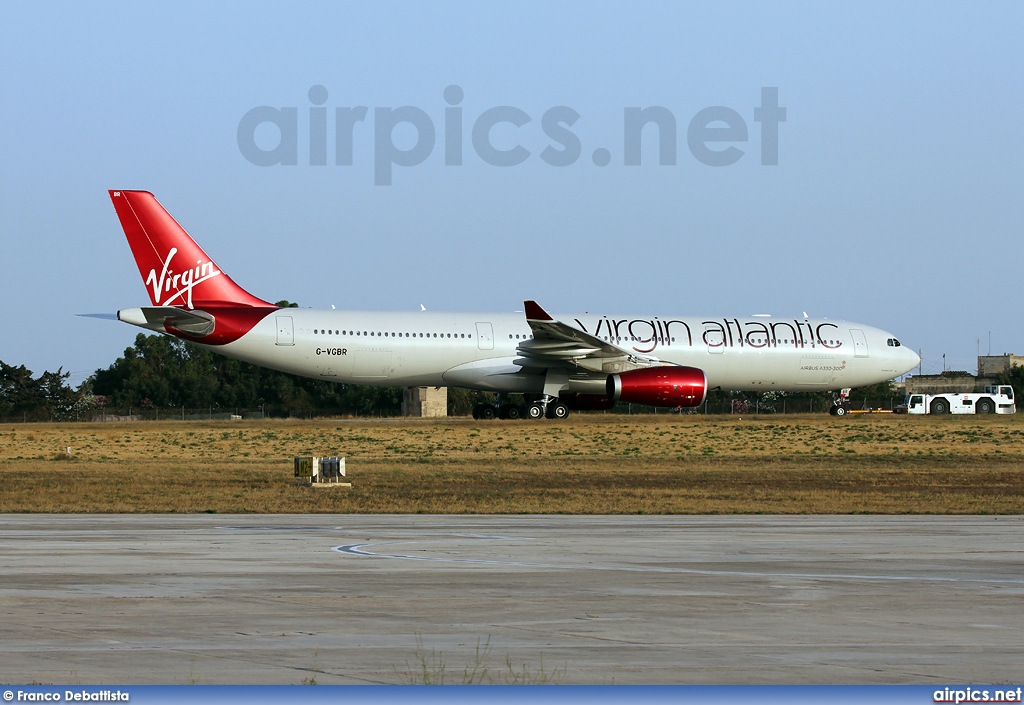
[109,190,273,309]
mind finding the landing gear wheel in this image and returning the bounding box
[478,403,497,420]
[472,406,480,420]
[833,406,847,417]
[525,402,546,420]
[505,404,521,420]
[546,401,570,420]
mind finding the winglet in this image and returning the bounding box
[524,300,553,321]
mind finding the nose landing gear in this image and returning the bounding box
[829,388,852,416]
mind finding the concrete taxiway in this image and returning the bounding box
[1,515,1022,684]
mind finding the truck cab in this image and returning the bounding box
[904,394,925,413]
[984,385,1014,400]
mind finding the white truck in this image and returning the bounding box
[901,385,1016,415]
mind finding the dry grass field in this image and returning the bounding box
[1,413,1022,513]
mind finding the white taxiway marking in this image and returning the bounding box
[332,537,1024,585]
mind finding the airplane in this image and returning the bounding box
[107,190,920,419]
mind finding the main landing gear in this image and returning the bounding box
[472,394,570,421]
[829,388,852,416]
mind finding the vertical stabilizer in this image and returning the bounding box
[109,190,273,309]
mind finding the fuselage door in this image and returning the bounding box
[704,326,725,354]
[850,328,868,358]
[476,322,494,350]
[276,316,294,346]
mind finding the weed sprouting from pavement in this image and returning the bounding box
[396,635,566,685]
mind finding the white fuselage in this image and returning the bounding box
[203,309,919,394]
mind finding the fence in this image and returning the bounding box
[80,405,396,422]
[0,396,906,422]
[0,406,396,423]
[595,396,901,416]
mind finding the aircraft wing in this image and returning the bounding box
[117,306,216,337]
[515,300,657,372]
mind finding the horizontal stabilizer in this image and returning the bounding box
[117,306,216,337]
[76,313,119,321]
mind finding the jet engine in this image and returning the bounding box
[606,366,707,408]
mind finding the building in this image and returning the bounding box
[402,386,448,417]
[978,354,1024,378]
[904,371,982,395]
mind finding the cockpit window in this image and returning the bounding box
[887,338,901,347]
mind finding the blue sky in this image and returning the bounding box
[2,1,1022,387]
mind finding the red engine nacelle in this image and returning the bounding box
[606,366,707,408]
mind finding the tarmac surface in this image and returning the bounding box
[1,514,1022,684]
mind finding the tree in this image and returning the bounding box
[89,333,405,417]
[0,361,83,421]
[0,362,37,417]
[996,365,1024,405]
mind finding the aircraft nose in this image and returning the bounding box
[904,346,920,374]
